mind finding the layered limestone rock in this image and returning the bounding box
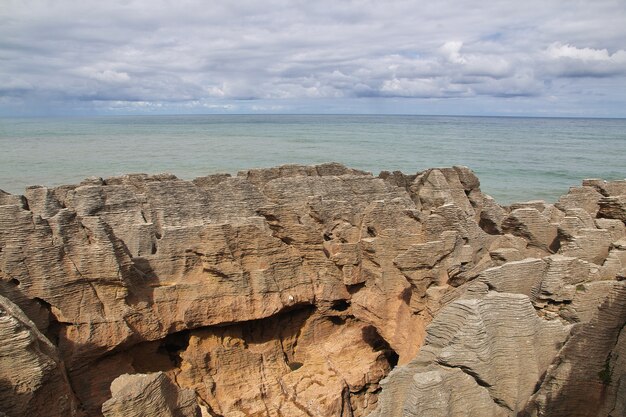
[0,163,624,417]
[368,292,570,417]
[0,294,80,417]
[367,175,626,417]
[101,372,200,417]
[517,280,626,417]
[174,309,392,416]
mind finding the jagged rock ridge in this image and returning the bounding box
[0,163,624,417]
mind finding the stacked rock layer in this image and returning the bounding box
[0,163,624,417]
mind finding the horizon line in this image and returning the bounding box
[2,113,626,120]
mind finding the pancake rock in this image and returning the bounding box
[0,294,80,417]
[101,372,200,417]
[0,163,624,417]
[368,291,569,417]
[368,176,626,417]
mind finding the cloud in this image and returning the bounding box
[74,67,131,83]
[440,41,466,64]
[1,0,625,116]
[547,43,614,61]
[379,78,445,98]
[543,42,626,77]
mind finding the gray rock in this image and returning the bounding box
[1,164,624,416]
[478,258,547,296]
[555,186,604,216]
[598,195,626,222]
[369,292,569,417]
[523,282,626,417]
[0,295,79,417]
[558,228,613,264]
[582,178,626,197]
[502,208,558,252]
[102,372,200,417]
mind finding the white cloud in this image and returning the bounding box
[440,41,466,64]
[1,0,625,115]
[547,43,614,61]
[380,78,444,98]
[543,43,626,77]
[74,67,131,83]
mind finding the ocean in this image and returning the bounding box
[0,115,624,204]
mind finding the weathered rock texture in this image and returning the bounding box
[0,163,624,417]
[101,372,200,417]
[0,294,80,417]
[368,291,569,417]
[370,177,626,417]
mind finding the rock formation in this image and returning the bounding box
[0,294,80,417]
[0,163,624,417]
[102,372,200,417]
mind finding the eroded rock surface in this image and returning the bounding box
[369,292,569,417]
[0,163,624,417]
[0,294,80,417]
[101,372,199,417]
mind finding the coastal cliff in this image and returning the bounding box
[0,163,624,417]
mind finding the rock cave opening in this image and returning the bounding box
[157,330,191,368]
[361,325,399,369]
[330,299,350,312]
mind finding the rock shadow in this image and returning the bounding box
[519,283,626,417]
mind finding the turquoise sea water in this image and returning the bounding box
[0,115,625,204]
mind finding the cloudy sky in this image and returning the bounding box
[1,0,625,117]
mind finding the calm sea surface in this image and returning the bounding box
[1,115,625,204]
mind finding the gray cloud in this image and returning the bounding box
[1,0,625,115]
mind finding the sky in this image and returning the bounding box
[1,0,626,117]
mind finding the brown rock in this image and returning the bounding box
[595,218,626,241]
[502,208,559,252]
[531,255,599,306]
[559,280,619,323]
[475,193,508,235]
[556,208,595,239]
[101,372,200,417]
[583,178,626,197]
[487,234,529,260]
[0,189,27,208]
[478,258,547,296]
[523,282,626,417]
[0,295,80,417]
[369,292,569,417]
[558,228,613,264]
[2,164,624,416]
[174,309,391,417]
[599,239,626,280]
[598,195,626,222]
[410,168,475,216]
[509,200,547,212]
[23,187,64,219]
[555,186,604,216]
